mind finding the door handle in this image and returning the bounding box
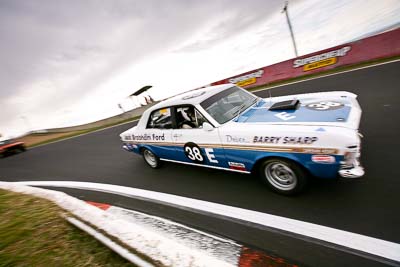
[173,134,182,138]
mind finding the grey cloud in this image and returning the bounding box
[0,0,288,107]
[5,0,375,135]
[174,0,301,53]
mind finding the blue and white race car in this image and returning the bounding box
[120,84,364,195]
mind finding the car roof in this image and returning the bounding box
[150,83,234,110]
[136,83,235,129]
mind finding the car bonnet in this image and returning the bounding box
[236,94,360,129]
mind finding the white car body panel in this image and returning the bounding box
[120,84,364,180]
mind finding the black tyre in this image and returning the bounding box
[142,148,161,169]
[19,145,26,152]
[259,158,307,195]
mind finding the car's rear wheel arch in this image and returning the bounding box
[139,146,146,154]
[139,145,153,154]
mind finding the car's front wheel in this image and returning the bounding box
[259,158,307,195]
[142,148,161,169]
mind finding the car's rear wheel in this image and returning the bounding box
[142,148,161,169]
[259,158,307,195]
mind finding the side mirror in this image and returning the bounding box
[202,122,214,132]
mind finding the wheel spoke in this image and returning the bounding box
[264,162,297,191]
[144,150,158,168]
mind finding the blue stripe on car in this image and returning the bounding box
[125,143,343,179]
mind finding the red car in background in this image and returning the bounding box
[0,139,26,157]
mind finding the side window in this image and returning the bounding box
[175,106,209,129]
[147,108,172,129]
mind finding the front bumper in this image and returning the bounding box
[339,165,364,178]
[122,143,138,153]
[339,150,364,178]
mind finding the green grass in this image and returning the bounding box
[0,189,135,267]
[28,130,89,148]
[27,115,142,148]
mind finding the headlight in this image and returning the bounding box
[341,145,361,168]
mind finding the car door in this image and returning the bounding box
[171,105,227,168]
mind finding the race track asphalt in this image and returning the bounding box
[1,60,399,266]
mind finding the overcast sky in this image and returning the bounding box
[1,0,399,137]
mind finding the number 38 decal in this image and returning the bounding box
[184,142,219,164]
[184,142,204,162]
[306,101,344,111]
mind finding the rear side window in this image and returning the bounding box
[147,108,172,129]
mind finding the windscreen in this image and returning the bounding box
[200,86,257,124]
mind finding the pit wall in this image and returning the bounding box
[211,28,400,89]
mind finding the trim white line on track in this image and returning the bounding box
[15,181,400,264]
[252,58,400,93]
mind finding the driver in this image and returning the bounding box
[180,107,196,129]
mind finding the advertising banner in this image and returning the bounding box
[211,28,400,89]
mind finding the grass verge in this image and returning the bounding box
[0,189,134,266]
[19,115,141,148]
